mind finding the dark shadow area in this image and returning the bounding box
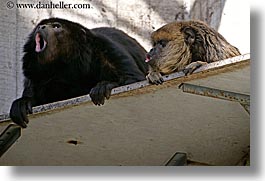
[11,166,257,178]
[250,10,262,172]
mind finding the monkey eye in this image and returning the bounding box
[52,23,62,29]
[158,40,168,48]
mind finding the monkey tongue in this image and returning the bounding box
[35,33,47,52]
[145,54,151,62]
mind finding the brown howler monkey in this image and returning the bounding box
[145,20,241,84]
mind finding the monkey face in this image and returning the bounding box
[145,39,169,67]
[34,21,68,64]
[32,18,90,64]
[35,22,63,53]
[146,24,190,73]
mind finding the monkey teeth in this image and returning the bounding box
[35,33,47,52]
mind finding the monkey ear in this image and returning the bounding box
[81,28,94,42]
[81,28,86,34]
[81,28,87,41]
[183,27,196,45]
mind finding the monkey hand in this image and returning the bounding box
[183,61,208,75]
[146,71,164,85]
[90,81,118,106]
[9,97,33,128]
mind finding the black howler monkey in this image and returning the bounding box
[10,18,148,128]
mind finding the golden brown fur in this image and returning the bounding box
[147,20,241,76]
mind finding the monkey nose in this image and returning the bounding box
[38,25,46,30]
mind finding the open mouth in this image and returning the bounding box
[35,33,47,53]
[145,54,151,62]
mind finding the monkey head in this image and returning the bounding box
[145,22,192,74]
[26,18,92,64]
[146,20,240,75]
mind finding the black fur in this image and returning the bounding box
[10,18,147,128]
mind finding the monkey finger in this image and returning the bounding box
[90,97,97,105]
[89,91,97,105]
[22,113,29,125]
[153,79,160,85]
[26,101,33,114]
[182,68,188,75]
[99,86,107,105]
[98,85,107,99]
[99,96,105,105]
[16,111,27,128]
[154,76,163,85]
[157,80,163,85]
[105,84,115,100]
[20,101,29,125]
[90,87,99,105]
[153,80,159,85]
[147,76,155,84]
[159,77,164,84]
[104,88,111,100]
[93,97,100,106]
[13,100,27,128]
[97,87,105,105]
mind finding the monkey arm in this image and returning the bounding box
[22,79,35,98]
[182,61,208,75]
[9,79,36,128]
[89,35,146,105]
